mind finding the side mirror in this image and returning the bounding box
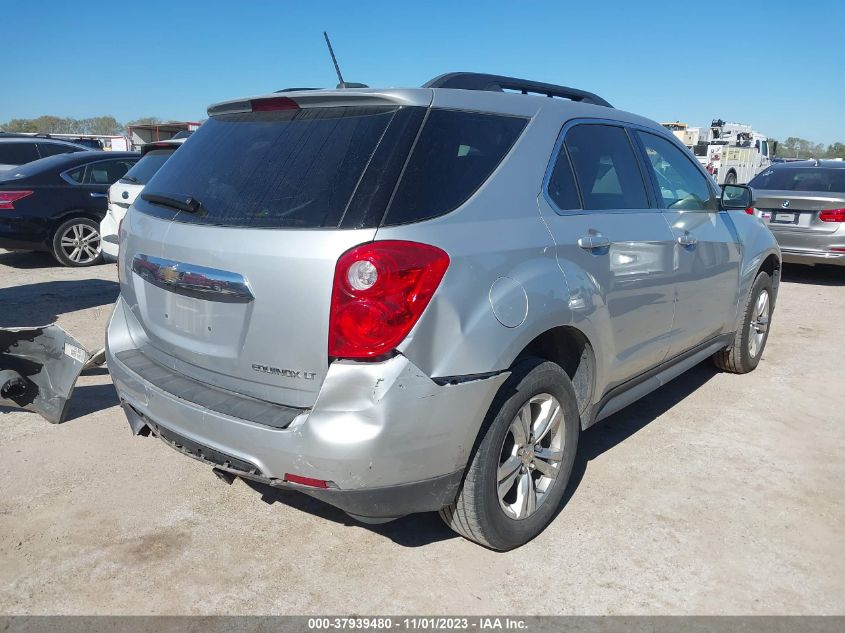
[720,184,754,210]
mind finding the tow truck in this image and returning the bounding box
[662,119,775,184]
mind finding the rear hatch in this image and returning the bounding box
[119,95,430,408]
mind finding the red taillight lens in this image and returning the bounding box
[329,241,450,359]
[745,207,755,215]
[819,209,845,223]
[249,97,299,112]
[0,190,34,210]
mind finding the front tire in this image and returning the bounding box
[51,217,103,267]
[713,271,773,373]
[440,358,580,550]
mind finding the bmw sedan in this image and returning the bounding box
[748,160,845,266]
[0,151,138,266]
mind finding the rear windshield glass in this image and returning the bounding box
[139,106,399,228]
[121,148,176,185]
[749,167,845,193]
[383,110,527,226]
[135,105,527,229]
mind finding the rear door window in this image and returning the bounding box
[83,159,137,185]
[382,110,527,225]
[0,142,40,165]
[564,124,650,210]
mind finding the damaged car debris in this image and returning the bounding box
[0,324,93,424]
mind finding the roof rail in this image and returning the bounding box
[423,72,613,108]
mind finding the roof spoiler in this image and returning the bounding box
[423,72,613,108]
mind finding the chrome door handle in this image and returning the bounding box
[677,233,698,247]
[89,192,107,198]
[577,235,611,250]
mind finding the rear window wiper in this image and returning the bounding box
[120,175,141,184]
[141,192,205,214]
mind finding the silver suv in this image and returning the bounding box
[107,73,781,550]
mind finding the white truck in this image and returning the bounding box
[662,119,774,185]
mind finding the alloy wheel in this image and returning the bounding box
[748,289,770,358]
[497,393,564,520]
[60,223,101,265]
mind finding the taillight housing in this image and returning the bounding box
[329,241,450,359]
[819,209,845,223]
[0,190,34,210]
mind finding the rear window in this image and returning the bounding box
[749,167,845,193]
[136,105,526,229]
[121,148,176,185]
[139,106,400,228]
[37,142,83,158]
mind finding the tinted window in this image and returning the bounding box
[749,167,845,193]
[0,142,40,165]
[121,148,176,185]
[565,125,649,210]
[547,145,581,210]
[37,142,83,158]
[141,106,399,228]
[65,166,85,183]
[83,159,137,185]
[638,132,717,211]
[383,110,526,225]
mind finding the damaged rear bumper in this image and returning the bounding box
[106,298,507,518]
[0,325,91,423]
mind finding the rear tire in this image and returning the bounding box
[51,217,103,267]
[439,358,580,550]
[713,271,773,373]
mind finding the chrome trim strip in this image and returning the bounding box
[131,254,254,303]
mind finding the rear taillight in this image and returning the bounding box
[745,207,755,215]
[329,241,450,359]
[819,209,845,223]
[0,190,34,210]
[250,97,299,112]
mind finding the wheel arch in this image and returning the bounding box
[513,325,596,426]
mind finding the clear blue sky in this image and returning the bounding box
[4,0,843,143]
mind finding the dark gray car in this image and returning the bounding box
[749,160,845,266]
[107,73,782,549]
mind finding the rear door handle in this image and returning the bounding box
[89,192,107,198]
[577,235,611,251]
[677,232,698,247]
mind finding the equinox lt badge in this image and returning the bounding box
[252,363,316,380]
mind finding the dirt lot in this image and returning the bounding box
[0,248,843,615]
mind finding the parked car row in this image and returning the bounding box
[0,136,186,266]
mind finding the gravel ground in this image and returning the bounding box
[0,248,843,615]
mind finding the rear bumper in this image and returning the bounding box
[770,228,845,266]
[780,248,845,266]
[106,297,507,517]
[100,209,120,259]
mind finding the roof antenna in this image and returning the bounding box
[323,31,367,89]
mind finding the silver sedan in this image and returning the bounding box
[749,160,845,266]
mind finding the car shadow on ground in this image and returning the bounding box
[0,250,59,270]
[0,279,119,327]
[244,361,719,549]
[780,263,843,286]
